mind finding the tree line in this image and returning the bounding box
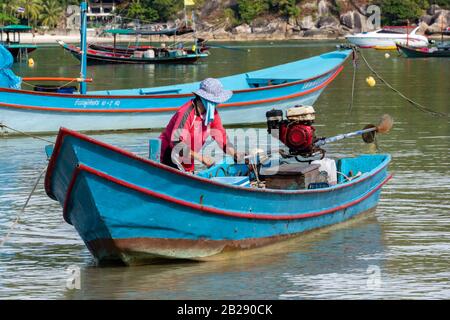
[0,0,448,30]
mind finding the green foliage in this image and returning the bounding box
[376,0,428,24]
[123,0,184,23]
[224,8,240,27]
[237,0,269,24]
[0,12,19,25]
[270,0,300,18]
[126,0,159,22]
[17,0,43,27]
[39,0,63,28]
[428,0,450,9]
[152,0,184,21]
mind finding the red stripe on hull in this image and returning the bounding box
[0,66,343,113]
[62,163,392,223]
[45,128,390,200]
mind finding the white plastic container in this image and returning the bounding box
[144,49,155,59]
[312,158,337,185]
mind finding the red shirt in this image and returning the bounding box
[159,100,227,172]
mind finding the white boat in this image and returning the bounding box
[345,26,429,49]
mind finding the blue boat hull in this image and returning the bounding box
[0,49,351,135]
[45,128,392,265]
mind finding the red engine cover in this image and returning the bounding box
[280,124,315,152]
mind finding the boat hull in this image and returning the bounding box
[7,46,37,60]
[396,44,450,58]
[1,49,351,135]
[61,41,207,65]
[346,35,428,48]
[0,88,324,134]
[45,128,392,265]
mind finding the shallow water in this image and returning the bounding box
[0,41,449,299]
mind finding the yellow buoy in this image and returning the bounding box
[366,76,376,87]
[385,53,390,59]
[28,58,34,67]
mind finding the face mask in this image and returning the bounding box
[200,97,218,126]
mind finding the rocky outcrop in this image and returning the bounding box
[193,0,449,40]
[420,7,450,34]
[298,16,315,30]
[340,10,369,33]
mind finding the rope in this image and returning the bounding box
[21,79,78,90]
[349,49,357,114]
[0,167,47,247]
[359,50,449,118]
[0,123,55,144]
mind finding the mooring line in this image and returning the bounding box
[349,54,357,114]
[0,166,47,247]
[0,123,55,144]
[358,50,449,118]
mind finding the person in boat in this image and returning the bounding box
[159,78,243,172]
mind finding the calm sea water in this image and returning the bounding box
[0,41,449,299]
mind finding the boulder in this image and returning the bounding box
[420,14,433,26]
[233,23,252,34]
[427,4,440,15]
[340,11,354,29]
[298,15,315,30]
[303,28,339,39]
[318,0,329,16]
[340,10,369,32]
[353,11,367,32]
[427,9,450,34]
[417,21,429,35]
[317,15,340,29]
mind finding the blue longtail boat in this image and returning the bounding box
[45,128,392,265]
[0,46,352,135]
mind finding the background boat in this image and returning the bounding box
[346,26,429,49]
[0,25,37,61]
[57,40,208,65]
[396,43,450,58]
[88,41,209,55]
[0,47,352,135]
[44,128,392,265]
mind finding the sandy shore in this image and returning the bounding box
[18,32,449,44]
[18,32,346,44]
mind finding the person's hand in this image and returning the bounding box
[202,156,215,168]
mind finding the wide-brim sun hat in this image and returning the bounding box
[193,78,233,104]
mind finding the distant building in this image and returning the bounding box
[66,1,124,31]
[87,0,123,18]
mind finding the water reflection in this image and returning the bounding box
[66,214,383,300]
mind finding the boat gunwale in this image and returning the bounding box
[45,127,391,200]
[0,65,343,113]
[0,51,350,99]
[63,42,207,62]
[62,162,392,224]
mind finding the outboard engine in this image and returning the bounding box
[266,105,317,157]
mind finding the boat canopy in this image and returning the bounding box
[104,28,136,35]
[104,27,193,36]
[0,25,33,32]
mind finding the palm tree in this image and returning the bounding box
[17,0,43,27]
[39,0,63,29]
